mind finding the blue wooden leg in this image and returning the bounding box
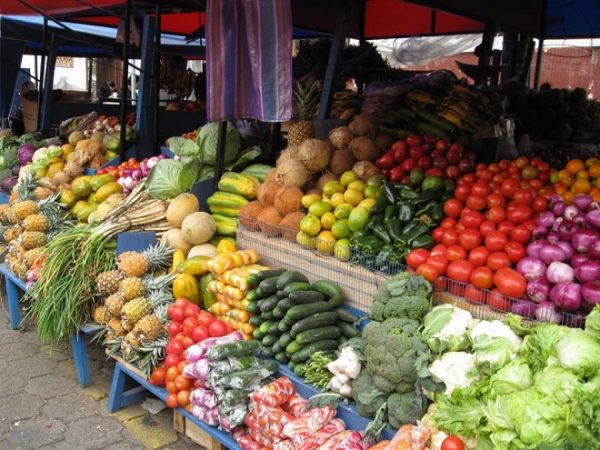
[5,278,21,330]
[70,332,91,388]
[107,363,147,413]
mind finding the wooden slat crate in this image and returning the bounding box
[173,410,224,450]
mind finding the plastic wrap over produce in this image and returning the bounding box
[183,358,211,383]
[191,405,220,427]
[316,430,368,450]
[186,331,243,362]
[209,355,261,376]
[218,403,248,432]
[282,406,337,436]
[285,418,347,450]
[189,387,218,409]
[250,376,296,407]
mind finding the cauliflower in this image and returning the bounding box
[428,352,476,396]
[422,305,475,353]
[470,320,522,368]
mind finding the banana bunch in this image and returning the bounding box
[329,90,363,120]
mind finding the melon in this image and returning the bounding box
[166,193,200,227]
[161,228,193,254]
[181,211,216,245]
[188,243,218,258]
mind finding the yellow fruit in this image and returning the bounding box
[173,273,200,304]
[343,188,364,206]
[308,201,332,218]
[71,177,92,199]
[47,163,63,179]
[71,200,89,217]
[216,239,237,255]
[301,194,321,209]
[364,186,381,199]
[95,182,123,203]
[90,174,115,192]
[77,204,97,222]
[171,249,186,273]
[340,171,359,186]
[334,203,353,220]
[334,239,350,261]
[348,180,366,192]
[323,181,344,197]
[330,192,345,207]
[320,212,336,230]
[315,231,336,254]
[59,190,76,208]
[34,168,47,180]
[358,198,376,211]
[299,214,321,236]
[61,144,74,158]
[88,193,97,204]
[296,231,315,249]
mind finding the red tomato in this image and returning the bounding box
[443,199,463,218]
[453,184,472,202]
[487,252,511,271]
[196,311,215,328]
[470,267,494,289]
[479,220,496,237]
[447,260,474,283]
[166,381,177,394]
[466,194,486,211]
[505,241,526,263]
[485,206,506,224]
[167,306,185,323]
[455,223,465,233]
[406,249,430,269]
[416,263,439,282]
[468,246,490,267]
[529,179,543,190]
[167,322,182,337]
[177,390,191,407]
[191,325,209,343]
[460,174,476,184]
[486,193,506,209]
[486,289,511,311]
[442,228,459,246]
[460,210,483,229]
[471,181,490,197]
[426,255,449,276]
[458,229,482,250]
[208,320,228,337]
[184,304,200,318]
[432,227,446,243]
[464,285,485,304]
[164,353,180,369]
[510,225,531,244]
[513,188,534,205]
[501,178,519,199]
[478,169,493,181]
[166,340,184,356]
[430,244,447,257]
[174,375,192,391]
[179,335,194,349]
[182,316,199,332]
[440,217,457,229]
[532,196,548,213]
[507,204,533,224]
[523,219,537,231]
[166,394,179,408]
[149,367,166,386]
[485,231,509,252]
[497,221,515,236]
[445,244,468,262]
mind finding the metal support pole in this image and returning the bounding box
[39,34,57,131]
[213,122,227,191]
[87,58,93,99]
[153,5,162,154]
[37,17,48,129]
[119,0,132,160]
[534,39,544,89]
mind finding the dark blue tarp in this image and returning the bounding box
[544,0,600,39]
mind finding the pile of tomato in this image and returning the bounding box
[407,156,553,307]
[97,157,141,179]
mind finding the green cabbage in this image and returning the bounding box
[555,329,600,377]
[533,366,579,404]
[166,137,200,158]
[196,122,240,165]
[146,159,198,200]
[489,358,532,397]
[585,305,600,340]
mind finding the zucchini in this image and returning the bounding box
[278,320,290,332]
[246,301,259,314]
[285,340,303,354]
[257,277,279,297]
[275,351,290,364]
[295,325,341,345]
[282,281,311,296]
[291,340,339,363]
[336,307,361,323]
[290,311,340,337]
[278,332,292,348]
[293,363,306,376]
[249,315,263,327]
[259,320,274,335]
[247,269,286,288]
[262,334,278,347]
[261,310,275,321]
[276,290,287,299]
[252,328,264,340]
[268,321,282,335]
[246,289,260,302]
[288,290,325,304]
[285,301,333,322]
[311,280,344,307]
[339,321,360,338]
[259,295,279,312]
[272,305,285,319]
[271,342,282,354]
[277,298,293,311]
[276,271,309,290]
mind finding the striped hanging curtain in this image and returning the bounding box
[206,0,292,122]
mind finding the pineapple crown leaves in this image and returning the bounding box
[142,240,174,271]
[16,171,36,201]
[105,336,125,357]
[153,303,169,323]
[133,334,168,376]
[148,289,173,309]
[293,79,320,120]
[143,273,175,291]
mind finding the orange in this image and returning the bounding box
[553,183,568,195]
[563,191,575,204]
[564,175,575,187]
[557,169,570,181]
[593,192,600,203]
[573,179,592,194]
[576,171,590,180]
[589,164,600,179]
[566,159,585,175]
[586,157,600,168]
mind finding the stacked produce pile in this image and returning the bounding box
[550,157,600,204]
[97,155,166,194]
[59,112,135,154]
[0,133,51,194]
[61,173,125,224]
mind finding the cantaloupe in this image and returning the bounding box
[181,211,216,245]
[161,228,193,254]
[166,193,200,227]
[188,243,217,258]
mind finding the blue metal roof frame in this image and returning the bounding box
[544,0,600,39]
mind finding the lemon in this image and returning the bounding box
[348,180,367,192]
[323,181,344,197]
[296,231,315,249]
[308,201,332,218]
[334,239,350,261]
[340,171,359,186]
[315,231,336,255]
[321,212,337,230]
[334,203,353,220]
[301,194,321,209]
[331,219,350,239]
[330,192,346,207]
[300,214,321,236]
[358,198,376,212]
[343,188,364,206]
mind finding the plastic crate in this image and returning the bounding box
[116,231,156,254]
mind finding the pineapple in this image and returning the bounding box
[120,277,145,301]
[288,80,320,146]
[93,306,111,325]
[107,318,126,337]
[14,200,38,220]
[24,248,44,268]
[4,224,23,242]
[122,332,142,355]
[121,297,152,330]
[21,231,47,250]
[130,315,162,343]
[105,293,125,316]
[0,204,9,220]
[117,242,173,277]
[23,214,50,232]
[4,207,18,225]
[96,270,125,294]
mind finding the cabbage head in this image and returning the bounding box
[556,329,600,377]
[196,122,240,165]
[146,159,198,200]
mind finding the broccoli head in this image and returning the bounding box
[363,317,429,394]
[351,369,388,418]
[387,391,429,429]
[371,273,431,321]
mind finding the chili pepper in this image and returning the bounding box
[386,219,404,241]
[413,187,443,206]
[375,243,395,266]
[411,234,435,250]
[366,214,384,230]
[397,203,415,223]
[372,224,392,244]
[398,188,419,202]
[383,205,397,224]
[382,180,397,204]
[349,229,370,243]
[351,236,384,254]
[370,195,388,215]
[404,221,431,245]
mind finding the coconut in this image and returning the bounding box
[349,136,381,162]
[274,185,303,216]
[280,211,305,241]
[276,149,295,167]
[374,134,394,152]
[328,127,353,150]
[329,149,355,176]
[264,168,278,183]
[52,171,70,186]
[239,201,263,231]
[257,207,283,237]
[353,161,380,182]
[64,160,84,178]
[348,114,378,138]
[339,108,358,121]
[297,139,332,173]
[316,172,337,192]
[257,180,281,207]
[276,159,311,188]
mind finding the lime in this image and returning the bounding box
[343,188,364,206]
[321,212,337,230]
[300,214,321,236]
[334,239,350,261]
[330,192,346,208]
[331,219,350,239]
[296,231,315,249]
[367,175,384,187]
[348,206,369,231]
[334,203,353,220]
[340,171,359,186]
[301,193,322,209]
[323,181,345,197]
[348,180,367,192]
[364,185,381,199]
[308,201,333,218]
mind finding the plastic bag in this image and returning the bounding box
[289,419,347,450]
[218,403,248,432]
[250,376,296,407]
[186,332,243,362]
[316,430,368,450]
[206,339,261,360]
[209,360,278,390]
[237,433,263,450]
[183,358,211,382]
[274,440,296,450]
[246,404,294,447]
[282,406,337,437]
[189,387,218,409]
[284,393,308,417]
[191,405,220,427]
[209,355,261,376]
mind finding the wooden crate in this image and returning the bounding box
[173,410,224,450]
[107,353,148,381]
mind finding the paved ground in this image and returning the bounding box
[0,295,199,450]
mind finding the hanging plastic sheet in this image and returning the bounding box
[0,34,25,119]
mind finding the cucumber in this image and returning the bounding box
[338,335,348,346]
[339,321,360,338]
[268,321,282,335]
[261,310,275,321]
[277,298,293,311]
[288,290,325,304]
[252,328,264,340]
[291,340,339,363]
[285,301,333,322]
[247,269,286,288]
[257,277,279,297]
[262,347,275,358]
[271,342,282,354]
[278,320,290,333]
[288,360,297,370]
[295,325,341,345]
[259,320,274,335]
[311,280,344,307]
[282,281,311,296]
[272,305,285,319]
[276,290,287,299]
[262,334,278,347]
[259,295,279,312]
[249,315,263,327]
[275,351,290,364]
[293,363,306,376]
[246,301,259,314]
[278,332,292,348]
[276,271,309,290]
[290,311,340,337]
[246,289,260,302]
[336,307,361,323]
[285,340,303,354]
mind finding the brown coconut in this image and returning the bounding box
[279,211,305,241]
[297,139,332,173]
[257,180,281,207]
[239,201,263,231]
[257,207,283,237]
[374,134,394,152]
[348,114,378,139]
[349,136,381,162]
[328,127,353,150]
[276,159,311,188]
[353,161,380,182]
[264,168,278,183]
[329,149,355,176]
[316,172,338,192]
[306,188,321,196]
[274,185,303,216]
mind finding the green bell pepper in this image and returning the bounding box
[398,220,430,246]
[383,205,397,224]
[366,214,384,230]
[413,187,443,206]
[372,224,392,244]
[370,195,388,215]
[382,180,398,204]
[386,219,404,242]
[410,234,435,249]
[398,188,419,202]
[397,202,416,223]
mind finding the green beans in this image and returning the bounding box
[302,351,335,389]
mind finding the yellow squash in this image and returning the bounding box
[173,273,200,304]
